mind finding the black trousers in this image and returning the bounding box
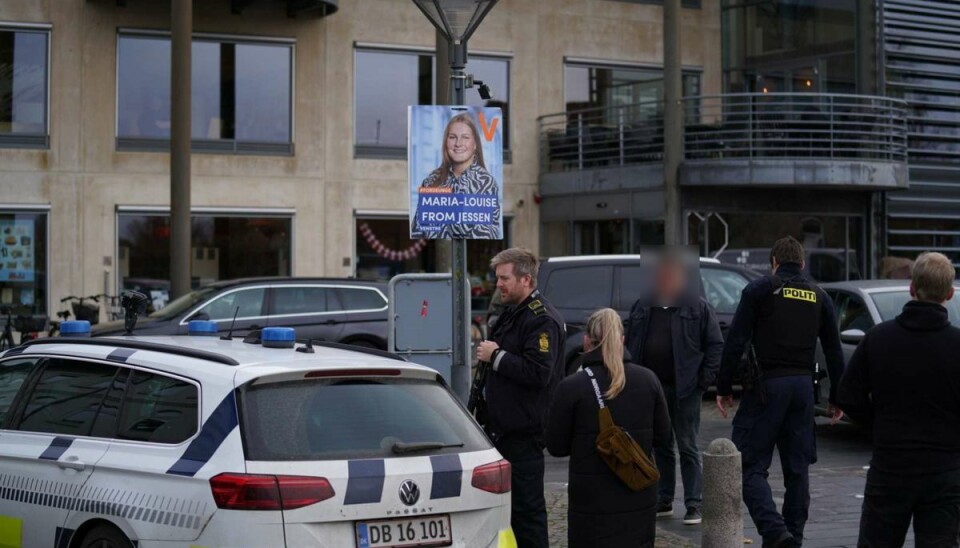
[858,468,960,548]
[495,434,548,548]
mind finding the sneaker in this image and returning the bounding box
[683,507,702,525]
[656,503,673,518]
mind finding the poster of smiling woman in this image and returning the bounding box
[409,106,504,240]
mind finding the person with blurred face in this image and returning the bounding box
[625,253,724,526]
[411,113,501,239]
[476,248,564,548]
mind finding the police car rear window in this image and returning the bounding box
[239,378,490,460]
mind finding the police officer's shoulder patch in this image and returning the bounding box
[538,332,550,352]
[528,299,546,315]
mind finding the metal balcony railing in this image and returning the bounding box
[538,93,909,174]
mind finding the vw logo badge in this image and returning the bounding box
[399,480,420,506]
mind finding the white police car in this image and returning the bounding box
[0,321,515,548]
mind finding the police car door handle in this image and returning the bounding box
[57,456,86,472]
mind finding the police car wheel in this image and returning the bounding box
[78,524,133,548]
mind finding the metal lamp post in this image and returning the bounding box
[411,0,499,401]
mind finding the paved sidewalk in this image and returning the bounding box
[544,401,908,548]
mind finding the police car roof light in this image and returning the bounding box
[304,368,403,378]
[188,320,219,336]
[59,320,92,337]
[210,473,335,511]
[261,327,296,349]
[471,459,512,494]
[20,337,241,366]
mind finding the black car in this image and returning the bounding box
[92,278,389,349]
[536,255,760,373]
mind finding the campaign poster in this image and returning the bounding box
[409,106,504,240]
[0,220,35,282]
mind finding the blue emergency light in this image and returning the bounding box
[261,327,296,349]
[60,320,91,337]
[188,320,219,336]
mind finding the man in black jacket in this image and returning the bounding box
[716,236,845,548]
[626,256,724,525]
[476,247,564,548]
[838,252,960,547]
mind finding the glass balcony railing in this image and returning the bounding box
[538,92,909,174]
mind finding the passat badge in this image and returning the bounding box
[399,480,420,506]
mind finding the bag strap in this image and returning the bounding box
[585,367,617,431]
[584,366,606,409]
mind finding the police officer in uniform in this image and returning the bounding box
[477,247,565,548]
[716,236,844,548]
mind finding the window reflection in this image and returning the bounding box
[354,49,511,153]
[117,214,292,310]
[564,63,701,125]
[117,35,293,147]
[722,0,857,94]
[0,28,49,138]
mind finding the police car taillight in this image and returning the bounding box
[471,459,511,494]
[210,473,335,510]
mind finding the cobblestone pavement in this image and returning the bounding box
[544,401,908,548]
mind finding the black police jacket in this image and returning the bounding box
[485,290,565,439]
[717,263,844,402]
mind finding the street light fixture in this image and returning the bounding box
[410,0,499,403]
[411,0,499,105]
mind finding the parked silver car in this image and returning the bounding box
[815,280,960,410]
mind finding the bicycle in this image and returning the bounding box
[61,295,102,325]
[0,305,48,351]
[95,294,123,321]
[46,309,73,337]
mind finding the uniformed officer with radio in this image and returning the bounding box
[476,247,564,548]
[716,236,845,548]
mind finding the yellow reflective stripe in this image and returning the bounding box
[0,516,22,548]
[498,528,518,548]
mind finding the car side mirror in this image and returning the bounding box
[840,328,865,345]
[188,311,210,322]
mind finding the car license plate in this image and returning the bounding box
[356,515,452,548]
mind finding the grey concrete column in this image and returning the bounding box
[170,0,192,299]
[663,0,683,246]
[702,438,744,548]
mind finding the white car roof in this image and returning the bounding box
[5,336,436,385]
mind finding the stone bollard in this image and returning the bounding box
[702,438,743,548]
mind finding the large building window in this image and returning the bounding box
[0,210,47,315]
[117,33,293,155]
[564,62,701,124]
[722,0,857,95]
[354,216,510,299]
[0,26,49,148]
[117,211,292,310]
[354,47,511,158]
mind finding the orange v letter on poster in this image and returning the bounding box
[478,112,499,142]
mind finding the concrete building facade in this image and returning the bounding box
[0,0,721,316]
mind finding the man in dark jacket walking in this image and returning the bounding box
[838,252,960,547]
[716,236,845,548]
[626,256,724,525]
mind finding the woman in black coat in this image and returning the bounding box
[546,308,671,548]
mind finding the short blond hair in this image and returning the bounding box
[491,248,539,287]
[912,252,955,303]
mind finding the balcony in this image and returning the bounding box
[538,93,909,195]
